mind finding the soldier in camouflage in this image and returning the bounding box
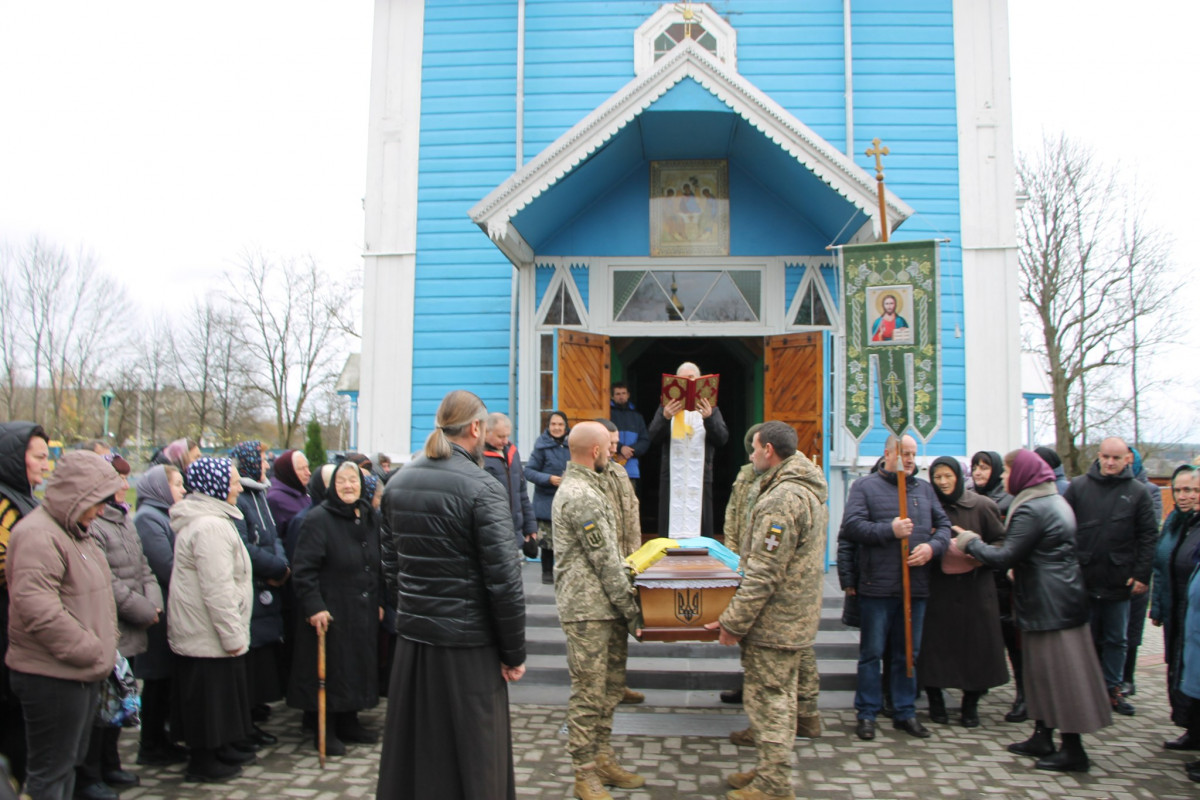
[597,418,647,706]
[720,424,762,705]
[706,421,829,800]
[552,421,645,800]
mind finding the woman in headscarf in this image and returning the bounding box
[1151,465,1200,750]
[75,456,163,798]
[287,461,383,755]
[229,441,289,744]
[266,450,312,547]
[917,456,1009,727]
[956,449,1112,772]
[971,448,1024,721]
[168,457,255,783]
[132,464,187,766]
[524,411,570,584]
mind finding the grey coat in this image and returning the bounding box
[89,503,163,658]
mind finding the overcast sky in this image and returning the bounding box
[1,1,1196,440]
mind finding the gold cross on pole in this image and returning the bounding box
[865,137,891,242]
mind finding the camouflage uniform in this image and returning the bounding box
[602,459,642,558]
[718,453,828,797]
[553,461,641,770]
[724,462,761,556]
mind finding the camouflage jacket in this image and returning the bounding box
[723,462,761,556]
[552,462,640,624]
[718,453,828,649]
[602,460,642,558]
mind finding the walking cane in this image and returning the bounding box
[318,627,327,769]
[894,448,914,678]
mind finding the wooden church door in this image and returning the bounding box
[556,331,611,424]
[764,332,823,465]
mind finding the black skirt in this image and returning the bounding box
[170,654,253,750]
[246,642,283,706]
[376,639,515,800]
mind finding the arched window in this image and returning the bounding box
[634,4,737,75]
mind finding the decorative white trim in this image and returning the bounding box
[785,262,842,331]
[633,3,737,76]
[468,38,912,251]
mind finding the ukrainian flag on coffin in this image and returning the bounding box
[675,537,741,574]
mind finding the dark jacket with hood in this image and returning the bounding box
[1,422,48,699]
[132,466,178,680]
[525,429,570,522]
[839,467,951,599]
[384,443,526,668]
[483,441,537,546]
[1063,461,1159,600]
[5,451,124,682]
[236,476,289,648]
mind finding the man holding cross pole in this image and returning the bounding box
[840,434,950,741]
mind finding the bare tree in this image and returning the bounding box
[0,243,24,419]
[228,252,347,448]
[169,296,224,441]
[1018,135,1181,475]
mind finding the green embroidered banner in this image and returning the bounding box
[840,240,941,442]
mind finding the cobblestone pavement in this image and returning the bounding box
[110,632,1199,800]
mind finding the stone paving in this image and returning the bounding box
[110,632,1199,800]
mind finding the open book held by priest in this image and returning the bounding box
[660,373,719,412]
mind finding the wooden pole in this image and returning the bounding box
[317,627,327,769]
[894,446,913,677]
[866,138,891,243]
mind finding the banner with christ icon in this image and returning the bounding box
[840,240,941,443]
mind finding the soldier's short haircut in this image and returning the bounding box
[756,421,797,460]
[594,418,618,433]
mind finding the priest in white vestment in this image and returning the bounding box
[647,361,729,538]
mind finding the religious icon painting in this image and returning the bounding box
[865,284,915,346]
[650,159,729,257]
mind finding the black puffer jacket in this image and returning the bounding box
[382,443,526,668]
[963,492,1089,632]
[1063,462,1158,600]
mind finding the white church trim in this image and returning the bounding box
[468,37,913,264]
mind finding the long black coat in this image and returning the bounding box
[287,503,383,713]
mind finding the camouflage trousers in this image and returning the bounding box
[562,619,628,769]
[742,643,801,796]
[796,644,819,716]
[537,518,553,551]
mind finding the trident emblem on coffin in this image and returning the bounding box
[675,589,702,625]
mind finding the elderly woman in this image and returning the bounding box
[230,440,289,744]
[957,449,1111,773]
[266,450,312,546]
[525,411,570,584]
[168,458,254,783]
[5,451,124,800]
[75,456,163,798]
[1151,465,1200,750]
[287,461,383,755]
[918,456,1009,728]
[132,465,187,766]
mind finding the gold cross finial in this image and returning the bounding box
[866,137,889,180]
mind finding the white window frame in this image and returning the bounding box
[534,260,590,331]
[785,262,842,331]
[634,4,737,76]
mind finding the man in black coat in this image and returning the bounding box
[609,383,650,491]
[840,434,950,741]
[482,412,538,554]
[1063,436,1159,716]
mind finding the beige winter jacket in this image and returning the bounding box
[167,493,253,658]
[5,451,124,682]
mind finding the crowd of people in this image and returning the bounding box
[2,378,1199,799]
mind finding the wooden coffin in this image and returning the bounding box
[634,548,741,642]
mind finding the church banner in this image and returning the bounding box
[840,240,941,443]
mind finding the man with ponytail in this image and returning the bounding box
[376,390,526,800]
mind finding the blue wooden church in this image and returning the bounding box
[357,0,1021,548]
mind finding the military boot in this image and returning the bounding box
[620,687,645,705]
[726,786,796,800]
[729,727,755,747]
[594,751,644,789]
[795,713,822,738]
[574,767,613,800]
[726,767,756,789]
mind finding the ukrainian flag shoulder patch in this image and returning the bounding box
[763,523,784,553]
[583,519,603,549]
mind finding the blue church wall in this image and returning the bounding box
[413,0,967,456]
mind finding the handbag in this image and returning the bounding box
[96,654,141,728]
[942,535,981,575]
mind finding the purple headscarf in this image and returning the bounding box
[1006,449,1056,495]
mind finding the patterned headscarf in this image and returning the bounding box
[186,457,234,501]
[362,472,379,503]
[231,441,263,482]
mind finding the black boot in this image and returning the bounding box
[540,548,555,584]
[1122,645,1138,696]
[335,711,378,744]
[1036,732,1088,772]
[961,691,982,728]
[316,727,346,756]
[1005,686,1027,723]
[185,748,242,783]
[1008,721,1056,757]
[926,687,948,724]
